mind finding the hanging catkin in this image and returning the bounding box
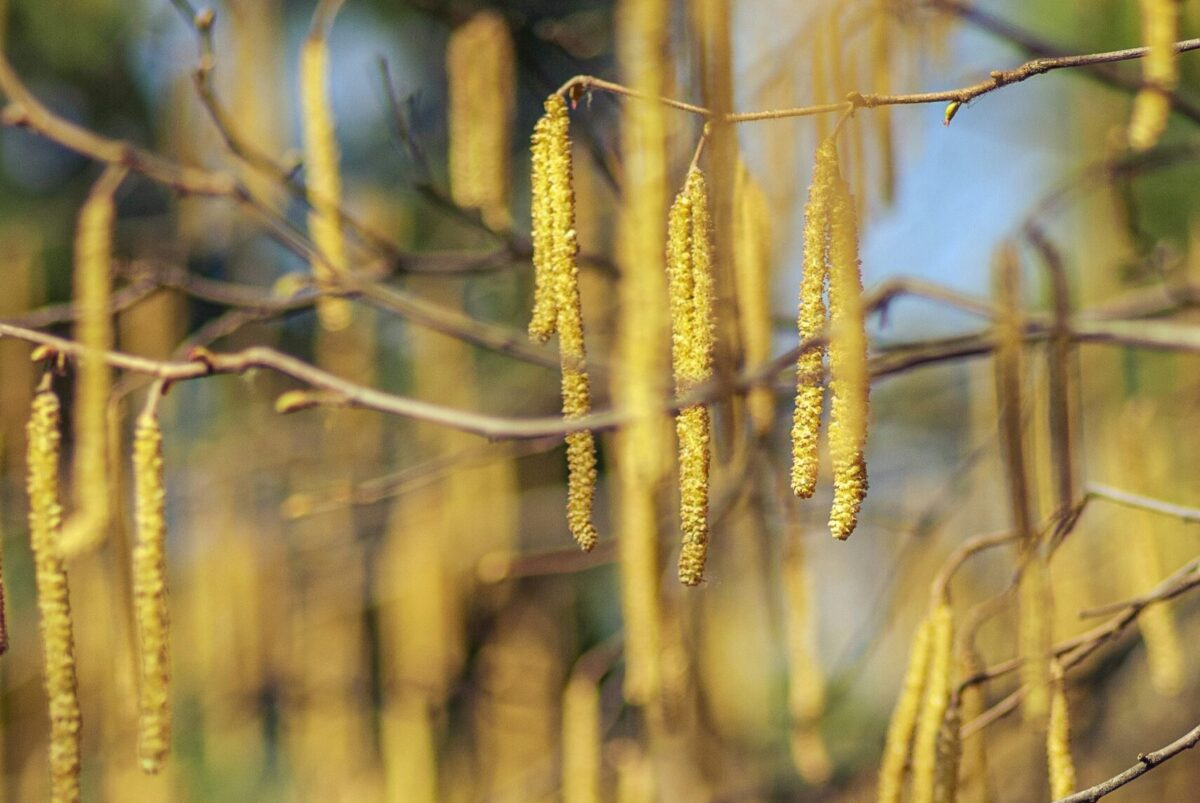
[561,673,601,803]
[301,31,353,331]
[932,702,961,803]
[612,0,670,706]
[1046,659,1076,800]
[132,409,171,773]
[910,603,953,803]
[447,10,514,230]
[528,95,598,552]
[26,380,82,803]
[826,168,869,540]
[1129,0,1178,151]
[60,166,126,559]
[667,169,716,585]
[783,526,832,784]
[733,162,776,436]
[878,615,933,803]
[791,139,836,498]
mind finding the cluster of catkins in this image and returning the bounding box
[528,95,873,584]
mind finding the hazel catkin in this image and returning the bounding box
[528,95,598,552]
[561,673,601,803]
[132,410,171,773]
[666,169,715,585]
[447,10,515,230]
[301,34,353,331]
[826,168,869,540]
[791,139,836,499]
[1129,0,1179,151]
[1047,659,1076,800]
[878,615,933,803]
[910,602,954,803]
[26,381,82,803]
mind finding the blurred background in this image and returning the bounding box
[1,0,1199,800]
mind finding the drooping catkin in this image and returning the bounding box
[561,673,601,803]
[667,169,716,585]
[530,95,599,552]
[733,162,775,435]
[132,410,171,773]
[783,527,832,784]
[878,616,933,803]
[613,0,670,707]
[1046,660,1076,800]
[447,10,514,230]
[826,169,869,540]
[933,702,961,803]
[1129,0,1179,151]
[791,140,836,498]
[1018,558,1051,724]
[528,110,557,343]
[60,167,124,559]
[26,382,82,803]
[300,34,353,331]
[910,603,954,803]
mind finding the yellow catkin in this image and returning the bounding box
[871,6,896,204]
[733,162,775,435]
[1018,558,1051,724]
[531,94,599,552]
[667,170,716,585]
[826,165,869,540]
[791,139,836,498]
[783,531,832,784]
[60,168,124,559]
[132,411,170,773]
[1129,0,1178,151]
[613,0,669,707]
[958,650,993,803]
[910,603,953,803]
[26,383,82,803]
[447,10,514,230]
[933,703,961,803]
[878,616,933,803]
[300,35,353,331]
[528,110,557,342]
[561,674,601,803]
[1046,660,1076,800]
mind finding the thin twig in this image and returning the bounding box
[1054,722,1200,803]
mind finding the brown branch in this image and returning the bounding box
[556,36,1200,122]
[1054,722,1200,803]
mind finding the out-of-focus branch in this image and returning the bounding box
[1054,722,1200,803]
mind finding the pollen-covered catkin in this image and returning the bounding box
[528,110,557,343]
[733,163,775,435]
[826,169,869,540]
[1047,660,1076,800]
[791,139,836,498]
[26,383,82,803]
[561,673,601,803]
[61,169,122,558]
[528,95,598,552]
[300,35,353,331]
[910,603,954,803]
[1129,0,1179,151]
[933,702,961,803]
[878,615,933,803]
[132,411,171,773]
[667,169,715,585]
[447,10,515,230]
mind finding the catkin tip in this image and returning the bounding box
[1047,659,1076,799]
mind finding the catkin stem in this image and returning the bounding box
[26,380,82,803]
[132,409,171,773]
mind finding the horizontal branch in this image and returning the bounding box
[556,36,1200,122]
